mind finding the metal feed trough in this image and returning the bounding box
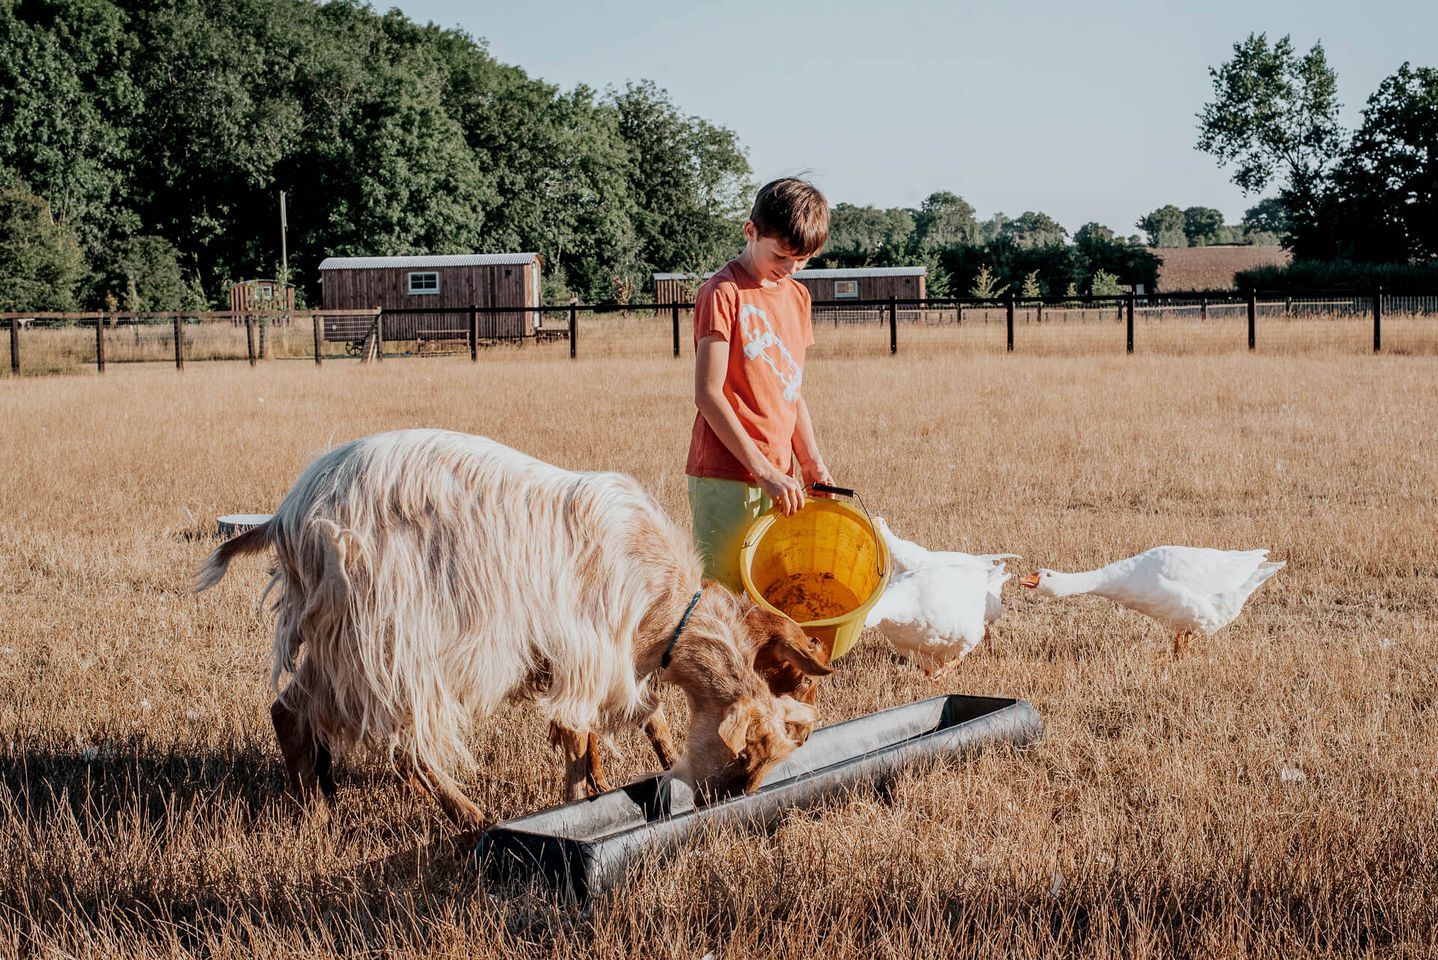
[475,693,1042,900]
[216,514,273,538]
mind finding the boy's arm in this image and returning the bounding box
[792,395,834,491]
[695,334,807,515]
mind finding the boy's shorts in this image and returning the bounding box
[687,475,773,592]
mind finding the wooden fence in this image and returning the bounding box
[5,287,1437,375]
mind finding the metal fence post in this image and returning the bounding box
[1125,292,1135,354]
[469,305,479,361]
[889,296,898,354]
[1247,291,1257,351]
[956,302,963,325]
[1005,295,1014,352]
[1200,298,1207,321]
[375,310,384,361]
[258,316,269,360]
[245,313,256,366]
[1373,284,1382,353]
[96,314,106,373]
[569,304,577,359]
[9,317,18,376]
[672,304,680,358]
[173,316,184,370]
[312,313,323,365]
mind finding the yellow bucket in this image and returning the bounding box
[738,496,890,660]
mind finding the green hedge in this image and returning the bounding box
[1235,260,1438,293]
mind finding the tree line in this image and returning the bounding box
[10,8,1426,313]
[0,0,1171,314]
[0,0,752,312]
[814,196,1162,298]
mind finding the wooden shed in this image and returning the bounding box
[654,272,705,306]
[792,266,926,303]
[228,279,295,324]
[318,253,542,341]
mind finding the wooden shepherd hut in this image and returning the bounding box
[318,253,542,342]
[792,266,926,303]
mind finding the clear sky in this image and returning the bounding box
[389,0,1435,237]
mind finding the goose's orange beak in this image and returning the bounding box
[1019,573,1040,589]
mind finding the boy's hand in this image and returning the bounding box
[760,468,806,516]
[802,461,835,497]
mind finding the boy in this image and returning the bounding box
[686,177,834,591]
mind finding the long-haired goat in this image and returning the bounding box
[196,429,828,830]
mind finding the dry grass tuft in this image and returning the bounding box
[1,346,1435,958]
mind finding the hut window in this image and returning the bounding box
[833,280,859,299]
[407,272,440,295]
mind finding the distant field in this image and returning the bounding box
[1151,245,1292,291]
[1,350,1435,957]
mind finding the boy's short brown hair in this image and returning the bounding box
[749,178,829,257]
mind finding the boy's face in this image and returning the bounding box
[743,221,813,283]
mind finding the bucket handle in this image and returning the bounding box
[807,483,886,579]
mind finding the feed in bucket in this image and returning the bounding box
[739,497,890,660]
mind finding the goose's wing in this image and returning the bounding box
[875,517,930,575]
[865,572,921,629]
[906,565,990,658]
[865,573,933,657]
[1146,546,1276,599]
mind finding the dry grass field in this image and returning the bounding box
[2,333,1436,958]
[1150,246,1292,292]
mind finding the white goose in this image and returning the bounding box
[1018,546,1285,656]
[864,518,1018,676]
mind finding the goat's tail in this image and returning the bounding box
[195,522,275,592]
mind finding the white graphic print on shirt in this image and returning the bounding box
[738,303,802,402]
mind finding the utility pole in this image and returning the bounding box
[279,190,288,282]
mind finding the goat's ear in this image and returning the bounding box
[771,627,833,677]
[718,700,756,756]
[779,696,818,747]
[746,607,833,677]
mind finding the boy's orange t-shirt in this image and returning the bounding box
[685,259,815,483]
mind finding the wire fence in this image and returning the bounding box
[5,289,1437,376]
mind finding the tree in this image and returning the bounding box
[0,0,141,249]
[978,212,1008,243]
[1020,270,1041,298]
[609,80,750,281]
[1090,270,1122,296]
[0,180,85,311]
[1328,63,1438,262]
[1241,197,1291,237]
[1183,206,1225,246]
[1001,211,1067,248]
[95,235,201,311]
[1074,222,1115,247]
[1196,33,1343,245]
[824,203,915,264]
[969,264,1006,299]
[1074,224,1161,291]
[1137,205,1186,247]
[913,191,979,248]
